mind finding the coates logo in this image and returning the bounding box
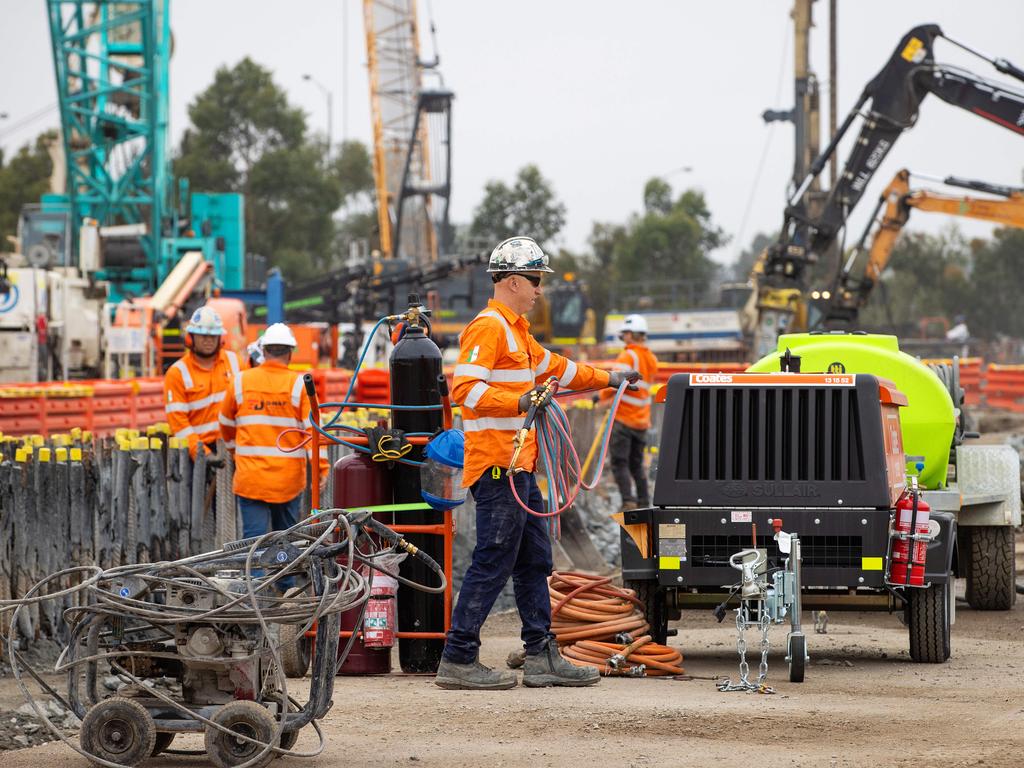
[692,373,733,385]
[721,482,747,498]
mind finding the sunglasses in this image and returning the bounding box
[515,274,542,287]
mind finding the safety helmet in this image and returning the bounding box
[261,322,297,348]
[487,236,555,274]
[620,314,648,336]
[185,306,225,337]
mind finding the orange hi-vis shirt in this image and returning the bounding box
[601,343,659,430]
[454,299,611,487]
[218,360,329,504]
[164,349,242,458]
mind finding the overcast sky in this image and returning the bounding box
[2,1,1022,267]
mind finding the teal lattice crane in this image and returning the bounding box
[44,0,244,300]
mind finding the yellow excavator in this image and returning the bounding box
[819,169,1024,327]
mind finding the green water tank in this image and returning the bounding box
[747,332,954,489]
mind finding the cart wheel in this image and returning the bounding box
[908,580,951,663]
[788,633,807,683]
[266,693,299,752]
[624,579,667,644]
[151,730,176,756]
[80,697,156,767]
[205,700,277,768]
[279,622,312,678]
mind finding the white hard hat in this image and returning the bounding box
[262,322,297,347]
[620,314,648,335]
[487,236,555,274]
[186,306,225,336]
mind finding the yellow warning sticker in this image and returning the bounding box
[862,557,884,571]
[900,38,924,63]
[659,556,681,570]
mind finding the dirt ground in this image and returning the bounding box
[1,537,1022,768]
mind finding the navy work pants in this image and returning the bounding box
[443,470,554,664]
[610,421,649,506]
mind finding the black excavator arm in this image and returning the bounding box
[764,24,1024,292]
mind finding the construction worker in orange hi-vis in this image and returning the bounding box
[219,322,328,554]
[434,236,640,692]
[163,306,242,459]
[600,314,659,513]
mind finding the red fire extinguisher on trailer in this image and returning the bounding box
[889,489,931,587]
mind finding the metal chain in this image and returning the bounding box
[717,601,776,694]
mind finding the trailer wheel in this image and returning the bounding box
[151,731,175,756]
[624,579,667,645]
[788,633,807,683]
[80,697,156,767]
[965,525,1016,611]
[908,580,951,663]
[279,622,312,678]
[205,700,277,768]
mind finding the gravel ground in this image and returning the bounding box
[2,537,1023,768]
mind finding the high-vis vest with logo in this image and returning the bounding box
[219,360,328,504]
[453,299,611,487]
[164,349,241,458]
[601,343,659,430]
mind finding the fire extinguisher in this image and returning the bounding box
[363,577,397,649]
[890,490,931,587]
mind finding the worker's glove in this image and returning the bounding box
[206,455,226,469]
[518,389,537,413]
[607,370,641,390]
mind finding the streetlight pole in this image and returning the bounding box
[302,74,333,163]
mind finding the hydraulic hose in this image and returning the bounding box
[509,380,629,526]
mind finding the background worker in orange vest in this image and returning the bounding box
[435,236,639,691]
[601,314,659,513]
[164,306,241,459]
[218,322,328,546]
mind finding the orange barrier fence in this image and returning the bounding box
[5,357,1024,439]
[983,364,1024,413]
[0,379,162,437]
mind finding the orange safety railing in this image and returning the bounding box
[983,364,1024,413]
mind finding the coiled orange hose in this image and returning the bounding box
[548,571,684,676]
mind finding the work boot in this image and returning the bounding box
[619,500,638,514]
[523,640,600,688]
[434,658,517,690]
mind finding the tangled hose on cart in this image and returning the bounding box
[547,571,684,677]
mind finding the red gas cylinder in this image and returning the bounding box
[332,452,393,675]
[890,493,931,587]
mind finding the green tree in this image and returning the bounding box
[469,164,566,247]
[0,131,56,253]
[611,181,726,307]
[175,59,374,280]
[859,228,973,334]
[966,227,1024,339]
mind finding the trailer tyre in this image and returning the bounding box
[908,580,951,663]
[788,633,807,683]
[279,622,312,678]
[625,579,667,645]
[965,525,1016,611]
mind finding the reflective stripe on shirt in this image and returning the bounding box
[476,310,519,352]
[235,445,307,459]
[464,381,490,409]
[236,415,304,429]
[172,358,193,389]
[165,390,226,413]
[462,416,527,432]
[291,375,305,407]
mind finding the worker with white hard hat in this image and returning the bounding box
[163,305,242,459]
[600,313,659,513]
[435,236,639,691]
[219,322,327,546]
